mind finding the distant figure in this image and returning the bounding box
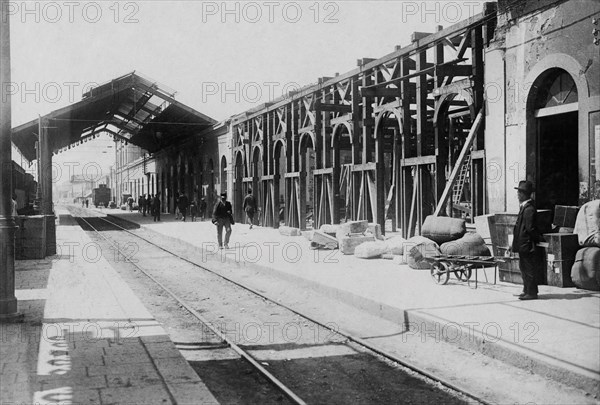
[81,199,85,207]
[85,199,89,208]
[243,188,257,229]
[139,195,146,216]
[178,192,189,222]
[146,194,152,215]
[199,197,207,221]
[127,196,133,212]
[212,192,234,249]
[152,193,161,222]
[190,200,198,222]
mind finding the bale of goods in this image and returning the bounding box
[573,200,600,247]
[354,241,388,259]
[404,236,441,269]
[311,230,339,250]
[279,226,302,236]
[367,223,384,240]
[384,236,407,255]
[421,215,466,244]
[570,247,600,291]
[303,230,314,241]
[340,220,369,235]
[440,232,491,257]
[320,224,342,236]
[339,234,375,255]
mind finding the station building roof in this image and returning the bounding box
[11,72,217,162]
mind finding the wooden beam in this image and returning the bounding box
[433,78,473,97]
[313,167,333,175]
[315,102,352,113]
[401,155,436,166]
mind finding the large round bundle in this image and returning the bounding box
[404,236,441,269]
[384,236,407,255]
[421,215,466,244]
[440,232,491,257]
[354,241,387,259]
[573,200,600,247]
[570,247,600,291]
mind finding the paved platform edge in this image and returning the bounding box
[7,210,220,405]
[108,213,600,394]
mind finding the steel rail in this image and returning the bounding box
[76,208,489,405]
[71,208,307,405]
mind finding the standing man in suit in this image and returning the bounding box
[511,180,543,300]
[212,192,234,249]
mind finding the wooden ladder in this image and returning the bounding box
[434,107,484,216]
[451,153,472,206]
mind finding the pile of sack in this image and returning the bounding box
[350,215,490,269]
[571,200,600,291]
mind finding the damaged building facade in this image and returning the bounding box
[112,0,599,236]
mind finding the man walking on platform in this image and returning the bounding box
[178,192,189,222]
[152,192,161,222]
[199,197,207,221]
[243,188,257,229]
[510,180,543,300]
[212,192,234,249]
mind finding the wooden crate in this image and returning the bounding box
[543,233,579,288]
[490,211,553,285]
[498,257,523,284]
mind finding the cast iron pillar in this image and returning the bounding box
[0,0,20,320]
[39,120,56,255]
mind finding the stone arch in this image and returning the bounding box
[525,66,581,209]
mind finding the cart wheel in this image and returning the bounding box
[456,268,472,282]
[430,262,450,285]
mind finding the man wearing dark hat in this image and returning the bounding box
[510,180,543,300]
[212,192,234,249]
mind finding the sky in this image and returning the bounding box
[7,0,491,180]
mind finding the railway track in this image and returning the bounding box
[68,206,486,405]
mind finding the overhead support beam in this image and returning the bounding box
[433,78,473,97]
[315,102,352,113]
[362,58,467,90]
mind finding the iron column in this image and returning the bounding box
[0,0,19,320]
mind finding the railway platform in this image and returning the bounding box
[103,208,600,396]
[1,208,219,405]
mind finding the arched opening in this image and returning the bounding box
[187,158,195,202]
[436,92,475,219]
[528,69,579,211]
[332,123,354,223]
[251,147,263,223]
[207,159,215,210]
[233,152,245,223]
[299,132,316,229]
[273,140,286,225]
[220,155,228,195]
[374,111,402,232]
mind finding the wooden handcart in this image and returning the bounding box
[426,255,504,288]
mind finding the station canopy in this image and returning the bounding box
[12,72,217,162]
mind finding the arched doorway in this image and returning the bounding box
[299,132,316,229]
[332,123,354,223]
[233,152,245,223]
[527,69,579,210]
[220,155,228,195]
[273,140,286,226]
